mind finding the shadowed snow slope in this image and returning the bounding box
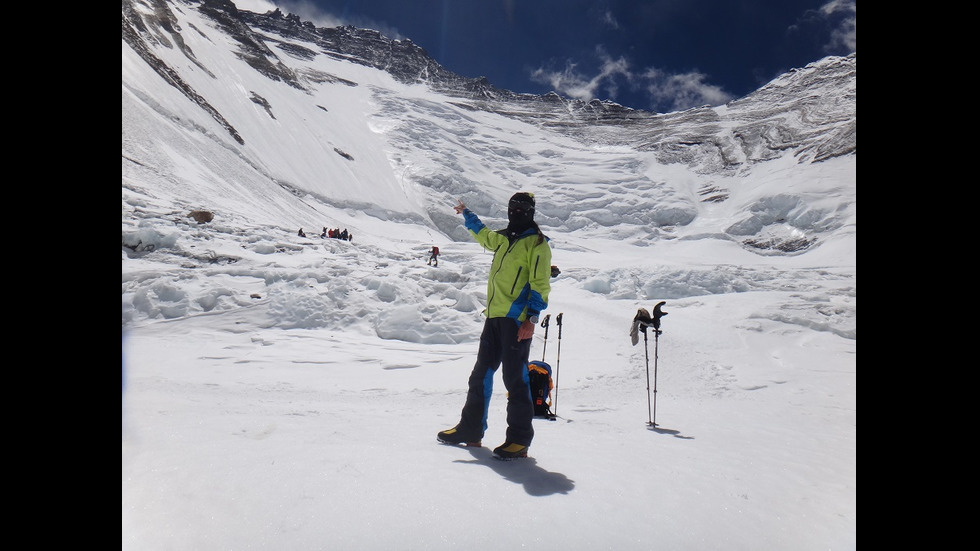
[122,2,855,550]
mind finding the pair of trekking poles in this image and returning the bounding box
[631,302,667,427]
[538,312,563,417]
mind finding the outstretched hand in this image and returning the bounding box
[453,198,467,214]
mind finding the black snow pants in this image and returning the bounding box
[457,317,534,446]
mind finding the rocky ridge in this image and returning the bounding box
[123,0,854,174]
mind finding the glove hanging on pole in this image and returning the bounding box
[629,308,651,346]
[630,302,668,345]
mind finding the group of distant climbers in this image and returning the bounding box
[297,227,353,242]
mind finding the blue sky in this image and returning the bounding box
[236,0,856,113]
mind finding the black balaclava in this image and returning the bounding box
[507,192,535,235]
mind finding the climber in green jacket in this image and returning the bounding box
[438,192,552,460]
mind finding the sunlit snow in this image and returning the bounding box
[122,2,856,550]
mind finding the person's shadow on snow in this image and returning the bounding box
[454,447,575,496]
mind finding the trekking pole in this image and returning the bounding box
[643,328,653,425]
[631,307,654,424]
[648,303,668,426]
[540,314,551,361]
[650,328,661,426]
[553,313,563,416]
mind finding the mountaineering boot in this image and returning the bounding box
[492,442,529,460]
[437,426,482,447]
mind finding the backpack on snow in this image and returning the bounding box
[527,360,555,419]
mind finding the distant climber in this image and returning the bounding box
[298,228,306,237]
[427,246,440,267]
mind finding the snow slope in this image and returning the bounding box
[122,2,856,549]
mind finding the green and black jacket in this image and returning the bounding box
[463,208,551,323]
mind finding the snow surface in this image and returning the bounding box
[122,3,856,549]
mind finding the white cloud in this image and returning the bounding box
[821,0,856,53]
[531,46,733,113]
[599,9,620,31]
[530,47,633,102]
[641,68,733,112]
[791,0,856,55]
